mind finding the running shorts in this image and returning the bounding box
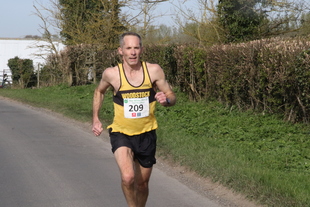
[109,129,157,168]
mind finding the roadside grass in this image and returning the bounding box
[0,85,309,207]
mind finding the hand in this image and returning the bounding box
[155,92,168,106]
[92,121,103,136]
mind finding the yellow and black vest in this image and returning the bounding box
[107,61,158,135]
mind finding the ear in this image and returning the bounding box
[118,47,123,55]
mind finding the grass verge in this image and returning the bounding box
[0,84,309,207]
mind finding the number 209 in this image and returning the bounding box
[129,104,143,112]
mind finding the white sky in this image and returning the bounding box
[0,0,196,38]
[1,0,306,39]
[0,0,42,38]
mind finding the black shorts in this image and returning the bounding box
[109,129,157,168]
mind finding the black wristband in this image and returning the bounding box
[166,98,171,105]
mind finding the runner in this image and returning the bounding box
[92,32,176,207]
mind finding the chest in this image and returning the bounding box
[125,70,144,87]
[111,68,147,93]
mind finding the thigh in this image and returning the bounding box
[114,147,135,177]
[134,159,153,185]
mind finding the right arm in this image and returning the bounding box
[92,69,113,136]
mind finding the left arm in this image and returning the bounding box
[150,63,176,107]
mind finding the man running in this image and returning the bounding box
[92,32,176,207]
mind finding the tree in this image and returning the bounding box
[168,0,310,45]
[123,0,170,44]
[255,0,304,37]
[217,0,309,43]
[172,0,225,46]
[34,0,128,86]
[33,0,70,86]
[299,12,310,36]
[59,0,126,48]
[218,0,263,43]
[148,24,174,44]
[7,57,36,88]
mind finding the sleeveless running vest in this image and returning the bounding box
[107,61,158,136]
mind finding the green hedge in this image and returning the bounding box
[144,37,310,123]
[50,36,310,123]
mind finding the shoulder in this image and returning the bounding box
[102,66,119,81]
[99,65,120,91]
[145,62,165,81]
[145,62,162,72]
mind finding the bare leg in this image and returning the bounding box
[114,147,136,207]
[134,160,153,207]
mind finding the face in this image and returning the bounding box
[118,35,143,67]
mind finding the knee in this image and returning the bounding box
[121,173,135,187]
[135,180,149,192]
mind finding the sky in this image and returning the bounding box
[0,0,44,38]
[0,0,196,38]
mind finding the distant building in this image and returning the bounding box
[0,38,65,82]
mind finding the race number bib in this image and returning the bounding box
[124,97,149,118]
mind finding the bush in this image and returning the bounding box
[45,36,310,123]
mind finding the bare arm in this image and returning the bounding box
[150,63,176,107]
[92,69,113,136]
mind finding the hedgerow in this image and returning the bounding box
[44,36,310,123]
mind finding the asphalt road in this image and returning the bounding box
[0,97,222,207]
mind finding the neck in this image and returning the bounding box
[123,61,142,72]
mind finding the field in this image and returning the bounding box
[0,84,309,207]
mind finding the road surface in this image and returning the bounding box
[0,97,227,207]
